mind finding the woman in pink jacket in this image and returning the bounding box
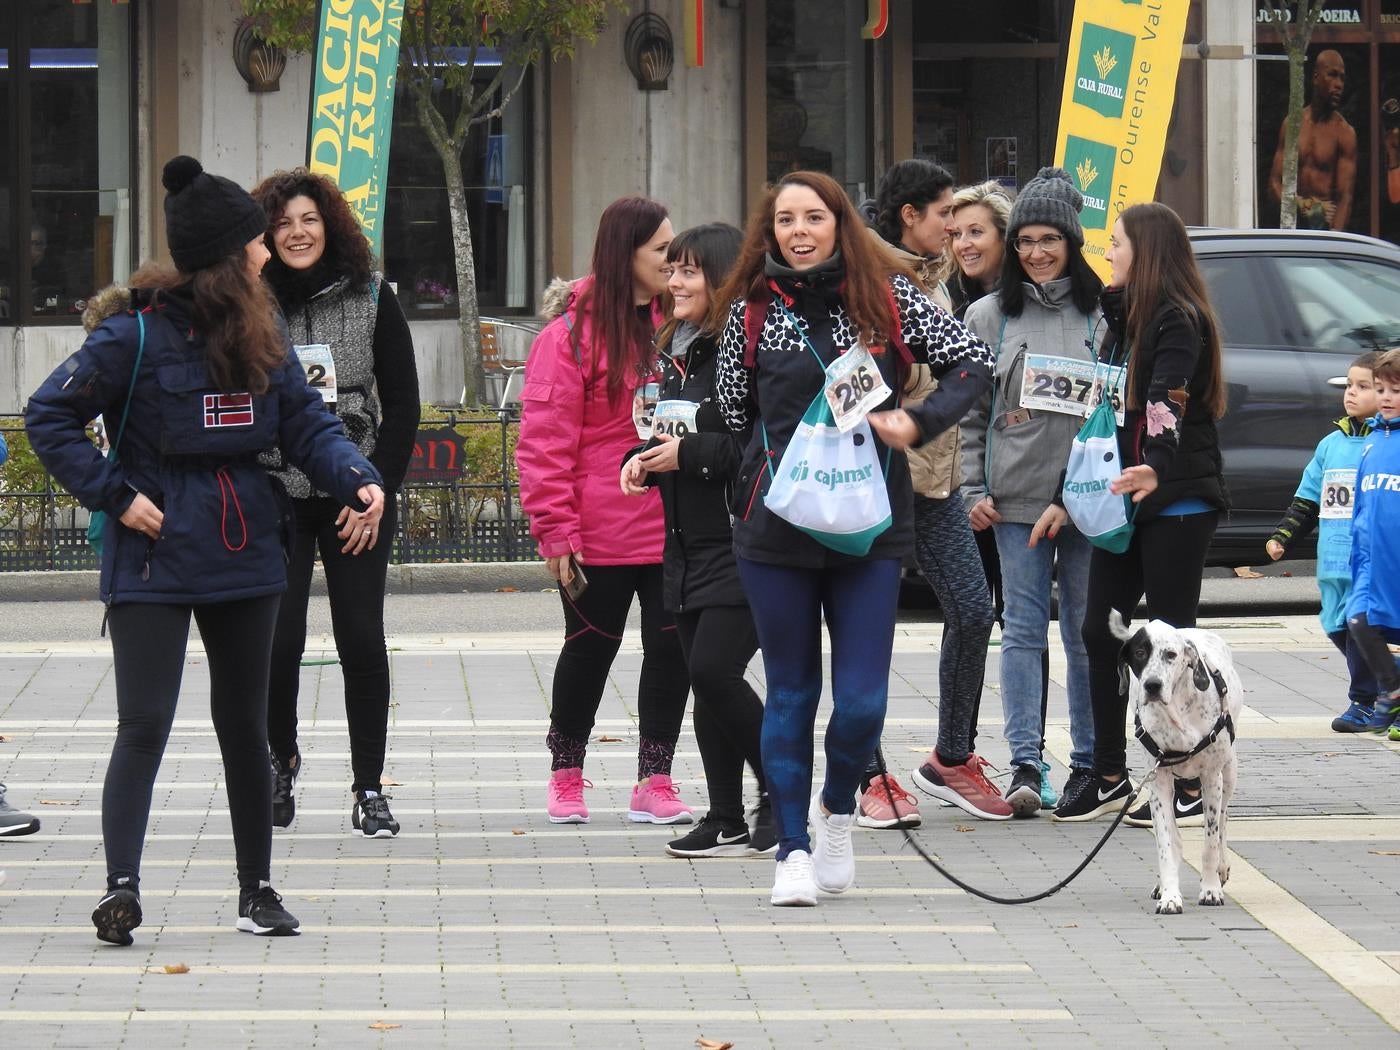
[518,196,695,826]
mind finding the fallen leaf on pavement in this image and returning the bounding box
[1369,850,1400,856]
[1062,922,1078,928]
[368,1022,401,1031]
[39,799,79,806]
[1232,566,1263,579]
[511,829,525,835]
[495,586,519,593]
[1281,571,1292,577]
[0,735,7,742]
[381,777,402,786]
[696,1039,734,1050]
[597,735,623,743]
[161,963,190,975]
[954,824,974,833]
[1320,752,1340,758]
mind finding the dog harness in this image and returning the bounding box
[1133,660,1235,770]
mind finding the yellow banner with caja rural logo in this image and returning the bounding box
[1054,1,1190,280]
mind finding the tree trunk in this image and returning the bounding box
[436,142,486,407]
[1279,43,1306,230]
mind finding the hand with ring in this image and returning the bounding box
[337,484,385,554]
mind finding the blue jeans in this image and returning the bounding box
[737,556,901,860]
[993,521,1093,770]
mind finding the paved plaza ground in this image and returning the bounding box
[2,595,1399,1048]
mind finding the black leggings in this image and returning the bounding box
[550,562,689,751]
[267,496,396,794]
[1083,511,1219,774]
[675,605,765,825]
[105,595,281,892]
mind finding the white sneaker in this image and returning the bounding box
[770,850,818,907]
[809,792,855,894]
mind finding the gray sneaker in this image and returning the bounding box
[0,783,39,837]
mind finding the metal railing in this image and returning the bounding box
[0,411,537,571]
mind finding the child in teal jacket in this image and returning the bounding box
[1268,352,1380,731]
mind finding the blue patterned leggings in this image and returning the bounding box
[737,556,901,860]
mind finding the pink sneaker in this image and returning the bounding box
[856,773,923,829]
[627,774,694,825]
[547,767,591,824]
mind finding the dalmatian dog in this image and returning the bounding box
[1110,612,1243,915]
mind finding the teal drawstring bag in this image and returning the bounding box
[1062,375,1135,553]
[761,391,892,557]
[87,310,146,556]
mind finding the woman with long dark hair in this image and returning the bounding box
[1053,201,1228,822]
[26,156,385,944]
[249,168,420,838]
[714,171,993,905]
[862,160,1006,824]
[960,168,1103,819]
[621,223,775,857]
[518,196,695,826]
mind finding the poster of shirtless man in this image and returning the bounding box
[1268,49,1358,231]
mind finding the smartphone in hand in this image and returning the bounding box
[564,555,588,601]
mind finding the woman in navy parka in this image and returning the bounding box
[25,157,385,946]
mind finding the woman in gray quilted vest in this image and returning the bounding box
[252,169,420,838]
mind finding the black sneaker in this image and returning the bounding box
[748,794,778,855]
[665,816,751,858]
[1005,763,1043,818]
[236,885,301,936]
[92,886,142,946]
[1051,771,1134,822]
[0,783,39,837]
[1125,781,1205,828]
[271,752,300,829]
[352,792,400,838]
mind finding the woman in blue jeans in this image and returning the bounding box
[713,171,993,906]
[960,168,1103,816]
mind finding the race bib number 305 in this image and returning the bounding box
[1320,467,1356,519]
[633,381,661,440]
[294,344,337,404]
[823,344,892,433]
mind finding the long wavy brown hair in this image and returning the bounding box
[194,254,289,394]
[710,171,910,345]
[1117,202,1226,419]
[137,254,288,395]
[250,167,375,300]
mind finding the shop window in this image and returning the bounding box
[382,58,532,318]
[765,0,872,200]
[0,0,134,326]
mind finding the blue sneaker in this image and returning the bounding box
[1038,761,1059,809]
[1332,701,1374,733]
[1364,701,1400,735]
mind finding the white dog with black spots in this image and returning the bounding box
[1111,612,1244,915]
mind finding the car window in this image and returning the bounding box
[1195,255,1276,346]
[1270,255,1400,354]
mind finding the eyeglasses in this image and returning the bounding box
[1012,234,1066,254]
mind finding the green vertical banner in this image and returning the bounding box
[306,0,405,258]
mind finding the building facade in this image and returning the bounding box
[4,0,1376,412]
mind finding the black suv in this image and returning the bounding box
[1192,228,1400,566]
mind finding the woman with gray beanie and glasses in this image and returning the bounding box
[959,166,1103,818]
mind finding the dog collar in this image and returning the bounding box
[1134,710,1236,768]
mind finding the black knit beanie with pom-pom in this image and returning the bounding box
[161,155,269,273]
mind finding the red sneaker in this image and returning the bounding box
[856,773,922,829]
[911,752,1013,821]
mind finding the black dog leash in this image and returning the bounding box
[871,749,1156,906]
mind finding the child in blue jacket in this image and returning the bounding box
[1267,352,1380,731]
[1347,347,1400,735]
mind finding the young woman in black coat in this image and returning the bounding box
[622,223,774,857]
